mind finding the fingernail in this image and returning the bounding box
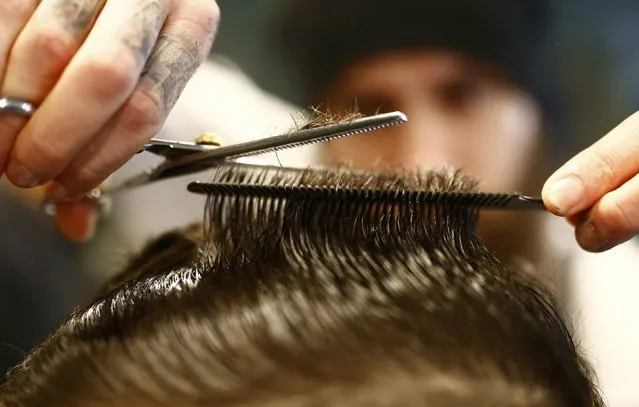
[545,176,584,215]
[5,160,40,188]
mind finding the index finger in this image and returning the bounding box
[542,111,639,216]
[5,0,169,187]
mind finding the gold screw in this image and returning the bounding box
[195,133,222,147]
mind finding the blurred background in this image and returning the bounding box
[210,0,639,160]
[2,0,639,405]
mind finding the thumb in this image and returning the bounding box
[542,112,639,216]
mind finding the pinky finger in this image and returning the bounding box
[53,200,101,242]
[43,183,101,242]
[574,173,639,252]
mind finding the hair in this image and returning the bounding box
[0,164,603,407]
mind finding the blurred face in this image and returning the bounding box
[321,50,543,194]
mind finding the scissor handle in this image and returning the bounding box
[142,111,409,184]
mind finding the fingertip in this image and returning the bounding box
[5,159,42,188]
[53,199,100,242]
[574,218,623,253]
[541,186,567,216]
[575,221,602,252]
[541,176,585,216]
[542,196,564,216]
[541,178,562,215]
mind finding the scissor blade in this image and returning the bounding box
[101,111,407,194]
[193,111,407,161]
[101,169,155,194]
[141,111,408,182]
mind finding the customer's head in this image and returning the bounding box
[275,0,561,264]
[277,0,558,189]
[0,165,601,407]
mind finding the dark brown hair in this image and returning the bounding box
[0,164,603,407]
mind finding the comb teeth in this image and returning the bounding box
[187,182,543,210]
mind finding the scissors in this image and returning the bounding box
[0,97,408,210]
[1,97,545,212]
[101,110,408,196]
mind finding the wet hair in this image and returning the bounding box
[0,164,602,407]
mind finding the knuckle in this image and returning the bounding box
[204,1,221,29]
[611,200,634,233]
[0,0,32,21]
[589,148,620,186]
[80,56,139,99]
[16,137,65,175]
[61,162,103,195]
[30,29,75,69]
[191,0,220,27]
[121,87,165,135]
[595,197,636,239]
[183,0,221,44]
[0,117,24,136]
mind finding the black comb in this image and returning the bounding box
[187,182,545,211]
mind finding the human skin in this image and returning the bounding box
[322,50,639,254]
[0,0,219,241]
[319,51,546,264]
[38,46,639,252]
[0,0,219,198]
[320,51,542,196]
[542,111,639,252]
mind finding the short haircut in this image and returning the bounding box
[0,164,602,407]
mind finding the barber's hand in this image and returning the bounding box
[542,111,639,252]
[42,183,101,242]
[0,0,219,199]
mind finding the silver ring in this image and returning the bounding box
[0,97,36,116]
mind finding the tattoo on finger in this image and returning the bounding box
[139,34,201,116]
[120,0,168,66]
[51,0,105,34]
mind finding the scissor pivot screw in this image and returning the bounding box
[195,133,222,147]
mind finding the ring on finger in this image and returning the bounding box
[0,97,36,116]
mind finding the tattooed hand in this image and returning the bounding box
[0,0,219,239]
